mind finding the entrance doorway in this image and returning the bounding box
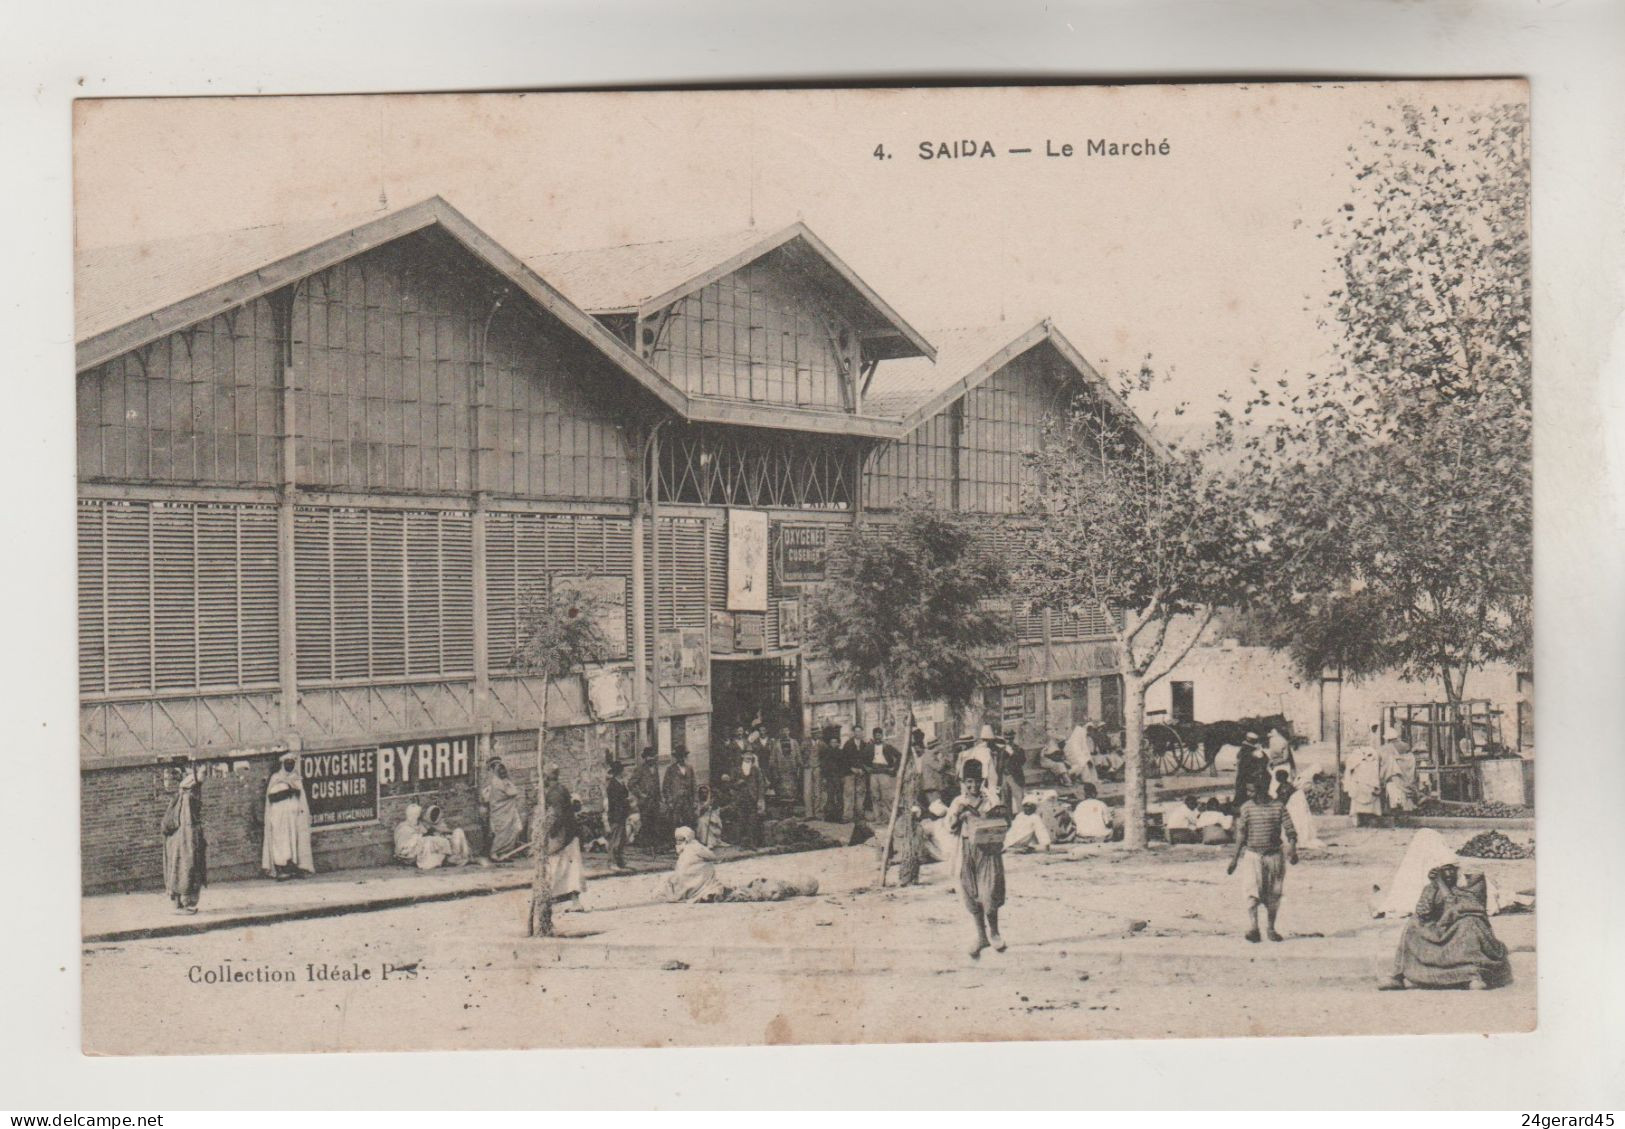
[711,656,803,743]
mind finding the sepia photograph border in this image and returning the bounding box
[6,0,1625,1111]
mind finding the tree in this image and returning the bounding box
[806,502,1015,883]
[1238,100,1531,703]
[1019,384,1260,849]
[509,581,615,937]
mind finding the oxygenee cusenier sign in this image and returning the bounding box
[300,748,380,828]
[778,523,828,584]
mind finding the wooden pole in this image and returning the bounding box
[528,694,554,937]
[877,730,915,887]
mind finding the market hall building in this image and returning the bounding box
[75,197,1152,892]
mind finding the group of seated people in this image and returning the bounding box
[1157,794,1241,845]
[921,784,1253,860]
[391,803,477,870]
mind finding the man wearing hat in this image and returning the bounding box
[1232,731,1272,805]
[955,724,1002,801]
[261,751,314,880]
[630,746,665,847]
[946,758,1008,959]
[604,760,633,871]
[662,747,698,839]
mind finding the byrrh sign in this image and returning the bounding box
[378,734,476,796]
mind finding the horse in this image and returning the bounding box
[1194,713,1300,765]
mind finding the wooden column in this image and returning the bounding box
[472,296,503,766]
[631,502,648,727]
[272,287,300,737]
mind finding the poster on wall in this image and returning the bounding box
[734,612,766,652]
[659,629,710,686]
[300,748,379,829]
[710,609,733,655]
[554,575,629,658]
[727,508,769,611]
[679,628,707,684]
[778,597,802,648]
[586,666,631,719]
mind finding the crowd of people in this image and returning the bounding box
[154,717,1517,991]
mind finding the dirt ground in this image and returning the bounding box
[82,825,1535,1055]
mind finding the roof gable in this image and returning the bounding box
[526,222,935,363]
[865,319,1162,454]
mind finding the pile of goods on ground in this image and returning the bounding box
[1417,798,1532,818]
[1457,829,1535,859]
[1303,772,1339,814]
[765,819,837,848]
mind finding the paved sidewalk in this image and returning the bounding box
[82,828,848,944]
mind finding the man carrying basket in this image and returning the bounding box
[947,759,1009,959]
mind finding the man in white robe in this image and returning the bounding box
[261,753,314,880]
[1072,783,1115,842]
[1003,796,1053,852]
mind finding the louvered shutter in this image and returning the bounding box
[79,499,278,695]
[487,511,632,670]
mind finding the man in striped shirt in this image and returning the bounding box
[1226,778,1299,943]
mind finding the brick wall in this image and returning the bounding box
[80,720,653,894]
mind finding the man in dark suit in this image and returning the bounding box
[863,726,902,821]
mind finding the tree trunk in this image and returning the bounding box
[1122,668,1147,849]
[528,700,554,938]
[1333,662,1345,814]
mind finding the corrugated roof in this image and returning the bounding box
[71,196,696,417]
[524,228,773,314]
[75,209,399,344]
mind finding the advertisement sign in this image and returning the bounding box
[378,734,476,797]
[727,508,769,611]
[734,611,766,652]
[710,609,734,655]
[778,597,802,648]
[554,574,629,658]
[777,523,828,584]
[300,748,379,829]
[659,628,709,686]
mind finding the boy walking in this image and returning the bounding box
[1226,777,1299,942]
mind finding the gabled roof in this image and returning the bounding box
[74,196,689,415]
[526,222,935,363]
[865,319,1163,454]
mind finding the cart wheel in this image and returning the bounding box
[1147,725,1182,777]
[1176,743,1203,774]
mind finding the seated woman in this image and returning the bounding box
[393,803,472,870]
[659,826,820,904]
[1380,862,1513,991]
[660,826,726,903]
